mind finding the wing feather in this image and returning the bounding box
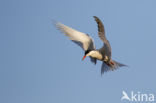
[54,22,95,51]
[93,16,112,60]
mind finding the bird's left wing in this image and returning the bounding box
[54,22,95,51]
[93,16,112,60]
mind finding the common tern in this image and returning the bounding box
[54,16,126,75]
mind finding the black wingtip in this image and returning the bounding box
[93,16,101,24]
[93,16,98,19]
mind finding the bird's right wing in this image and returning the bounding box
[54,22,95,51]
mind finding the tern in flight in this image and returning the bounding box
[54,16,126,75]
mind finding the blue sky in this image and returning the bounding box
[0,0,156,103]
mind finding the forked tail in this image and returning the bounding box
[101,60,127,75]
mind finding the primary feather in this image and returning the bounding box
[54,22,95,51]
[94,16,112,61]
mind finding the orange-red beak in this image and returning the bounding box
[82,55,86,61]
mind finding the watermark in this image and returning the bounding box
[121,91,155,102]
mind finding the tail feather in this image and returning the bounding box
[113,60,127,68]
[101,60,127,75]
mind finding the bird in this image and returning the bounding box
[54,16,126,75]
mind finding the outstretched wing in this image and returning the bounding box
[93,16,112,60]
[54,21,95,51]
[54,21,97,64]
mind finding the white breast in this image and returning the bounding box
[87,51,103,60]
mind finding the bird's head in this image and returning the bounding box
[82,50,99,60]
